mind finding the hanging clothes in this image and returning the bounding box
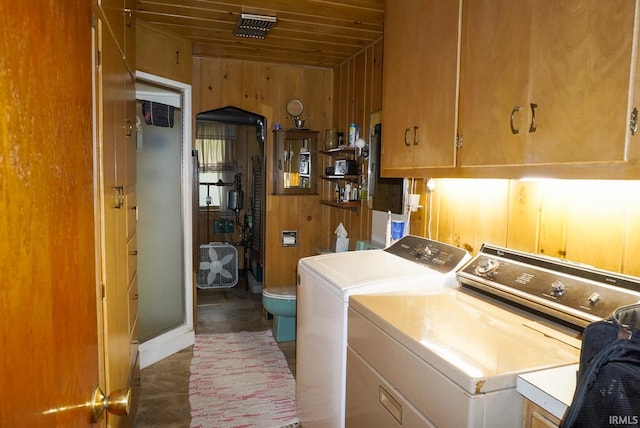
[142,100,175,127]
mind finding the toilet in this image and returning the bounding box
[262,286,297,342]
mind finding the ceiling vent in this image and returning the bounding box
[234,13,277,39]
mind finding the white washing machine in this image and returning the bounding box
[296,235,470,428]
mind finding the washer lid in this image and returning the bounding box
[298,237,470,296]
[349,289,581,395]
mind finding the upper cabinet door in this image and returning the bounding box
[136,20,193,84]
[381,0,461,176]
[458,0,532,166]
[460,0,636,167]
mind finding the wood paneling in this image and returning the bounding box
[99,6,139,423]
[422,178,640,277]
[506,181,540,253]
[325,38,383,250]
[135,0,384,68]
[193,36,382,286]
[136,19,192,83]
[194,56,332,288]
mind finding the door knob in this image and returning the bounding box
[90,385,131,422]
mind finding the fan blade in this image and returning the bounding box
[220,269,233,279]
[207,271,216,285]
[199,261,211,271]
[220,254,234,265]
[208,247,219,261]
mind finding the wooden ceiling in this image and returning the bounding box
[134,0,385,68]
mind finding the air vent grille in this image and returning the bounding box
[234,13,277,39]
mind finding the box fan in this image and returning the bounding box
[197,243,239,289]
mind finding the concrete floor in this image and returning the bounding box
[134,280,296,427]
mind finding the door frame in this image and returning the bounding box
[135,71,194,368]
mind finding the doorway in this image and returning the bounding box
[194,107,266,302]
[135,71,194,368]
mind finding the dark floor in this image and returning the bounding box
[134,279,296,427]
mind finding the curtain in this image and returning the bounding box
[195,122,238,172]
[195,122,238,208]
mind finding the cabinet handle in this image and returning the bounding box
[125,9,132,27]
[631,107,638,136]
[125,119,133,137]
[176,51,180,65]
[379,385,402,424]
[413,125,419,146]
[113,186,124,209]
[529,103,538,133]
[510,105,521,134]
[404,127,411,146]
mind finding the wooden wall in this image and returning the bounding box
[328,38,384,248]
[408,178,640,277]
[191,37,640,287]
[192,57,332,288]
[333,37,640,280]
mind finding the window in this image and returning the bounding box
[195,122,237,208]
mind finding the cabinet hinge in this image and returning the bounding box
[101,283,106,300]
[455,134,463,149]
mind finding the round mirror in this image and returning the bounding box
[286,99,304,118]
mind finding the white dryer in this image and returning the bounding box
[296,235,470,428]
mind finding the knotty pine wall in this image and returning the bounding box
[408,178,640,277]
[191,38,640,287]
[328,38,384,249]
[192,56,373,288]
[337,39,640,279]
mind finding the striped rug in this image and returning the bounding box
[189,330,299,428]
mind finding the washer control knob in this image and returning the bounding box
[588,292,601,305]
[416,246,432,258]
[551,281,567,297]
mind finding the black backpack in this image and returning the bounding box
[562,304,640,427]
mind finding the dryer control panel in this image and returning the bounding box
[384,235,469,274]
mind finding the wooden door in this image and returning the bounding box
[527,0,634,164]
[382,0,461,176]
[97,13,138,427]
[381,0,421,172]
[0,1,101,426]
[459,0,532,166]
[411,0,460,171]
[461,0,636,167]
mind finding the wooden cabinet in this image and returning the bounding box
[136,19,192,84]
[273,130,318,195]
[459,0,636,167]
[381,0,461,177]
[523,399,560,428]
[98,0,135,65]
[96,10,139,424]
